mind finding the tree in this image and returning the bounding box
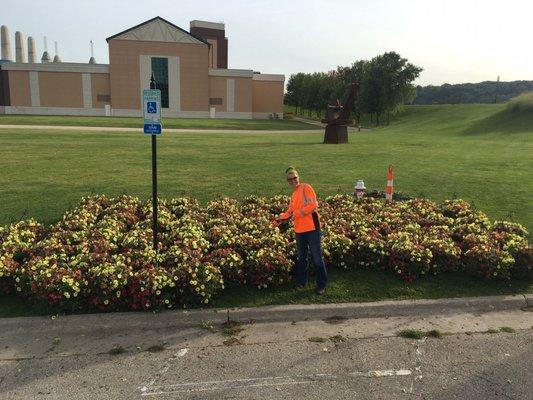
[285,73,306,114]
[284,52,422,124]
[362,52,422,124]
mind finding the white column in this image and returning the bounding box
[82,73,92,108]
[29,71,40,107]
[227,78,235,112]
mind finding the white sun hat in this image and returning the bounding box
[355,180,366,190]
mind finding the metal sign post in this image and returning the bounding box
[143,75,162,264]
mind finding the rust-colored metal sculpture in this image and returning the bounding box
[322,83,358,144]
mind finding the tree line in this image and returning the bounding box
[284,51,422,125]
[414,80,533,104]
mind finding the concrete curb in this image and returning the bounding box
[524,293,533,307]
[0,295,529,333]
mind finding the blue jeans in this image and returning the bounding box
[295,229,327,289]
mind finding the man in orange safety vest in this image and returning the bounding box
[273,167,327,294]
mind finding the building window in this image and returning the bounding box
[151,57,169,108]
[209,98,223,105]
[96,94,111,102]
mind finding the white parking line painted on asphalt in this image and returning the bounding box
[176,348,188,358]
[409,338,426,394]
[139,348,189,393]
[351,369,412,377]
[140,370,413,396]
[142,376,319,396]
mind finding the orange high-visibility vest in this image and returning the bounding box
[280,183,320,233]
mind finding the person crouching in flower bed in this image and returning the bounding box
[273,167,327,294]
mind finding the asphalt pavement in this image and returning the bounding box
[0,295,532,399]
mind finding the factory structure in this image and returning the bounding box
[0,17,284,119]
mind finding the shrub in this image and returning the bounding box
[207,248,245,285]
[507,91,533,112]
[511,245,533,279]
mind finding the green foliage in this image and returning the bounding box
[415,81,533,105]
[285,52,422,125]
[426,329,444,338]
[146,344,166,352]
[507,91,533,112]
[201,320,215,331]
[500,326,515,333]
[397,329,425,339]
[329,335,347,343]
[108,346,127,355]
[360,52,422,124]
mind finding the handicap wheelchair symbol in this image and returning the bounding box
[147,101,157,114]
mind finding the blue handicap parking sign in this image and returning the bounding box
[147,101,157,114]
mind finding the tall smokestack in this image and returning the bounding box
[88,40,96,64]
[27,36,36,63]
[53,41,61,63]
[1,25,13,62]
[15,31,25,63]
[41,36,50,63]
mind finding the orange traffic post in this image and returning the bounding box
[386,165,394,201]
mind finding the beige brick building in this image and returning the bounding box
[0,17,284,119]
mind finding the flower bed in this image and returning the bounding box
[0,195,531,311]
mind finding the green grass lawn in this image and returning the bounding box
[0,104,531,233]
[0,114,313,130]
[1,103,532,317]
[214,268,532,308]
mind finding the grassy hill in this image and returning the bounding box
[0,103,531,233]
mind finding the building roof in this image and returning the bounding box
[106,16,209,45]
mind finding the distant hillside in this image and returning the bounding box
[414,81,533,104]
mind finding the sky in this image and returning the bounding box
[0,0,531,86]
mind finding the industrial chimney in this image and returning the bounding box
[27,36,36,63]
[41,36,51,63]
[1,25,13,62]
[53,41,61,63]
[88,40,96,64]
[15,31,25,63]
